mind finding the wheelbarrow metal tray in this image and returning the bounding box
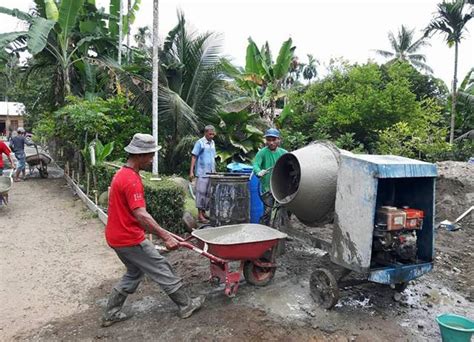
[0,176,12,195]
[191,224,287,260]
[25,152,52,166]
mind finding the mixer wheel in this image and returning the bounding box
[392,282,408,292]
[310,268,340,309]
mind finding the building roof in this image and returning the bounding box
[0,102,25,116]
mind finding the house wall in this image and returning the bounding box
[0,115,24,135]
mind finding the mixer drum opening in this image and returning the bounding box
[269,142,341,226]
[271,153,301,204]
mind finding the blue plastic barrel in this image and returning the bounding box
[227,163,264,223]
[249,173,264,223]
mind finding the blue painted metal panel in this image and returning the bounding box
[350,155,438,178]
[368,262,433,284]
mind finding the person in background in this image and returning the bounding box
[0,139,15,176]
[10,127,34,182]
[252,128,287,225]
[102,133,205,327]
[189,125,216,223]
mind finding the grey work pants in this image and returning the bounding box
[112,239,182,296]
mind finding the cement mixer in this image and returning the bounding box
[270,141,437,309]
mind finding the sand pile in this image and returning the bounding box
[435,161,473,228]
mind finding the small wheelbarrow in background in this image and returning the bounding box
[26,144,52,178]
[0,169,13,206]
[169,223,287,297]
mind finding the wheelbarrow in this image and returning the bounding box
[25,144,52,178]
[169,223,287,297]
[0,170,13,206]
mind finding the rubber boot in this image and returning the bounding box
[101,289,130,327]
[168,288,205,319]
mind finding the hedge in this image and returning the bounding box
[92,164,186,234]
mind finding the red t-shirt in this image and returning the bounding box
[0,141,11,169]
[105,166,146,247]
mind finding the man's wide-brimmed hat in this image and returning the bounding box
[124,133,162,154]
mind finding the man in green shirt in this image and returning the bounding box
[252,128,287,225]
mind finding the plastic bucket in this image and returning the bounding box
[436,313,474,342]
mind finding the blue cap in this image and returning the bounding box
[264,128,280,138]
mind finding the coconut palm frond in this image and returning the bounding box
[375,49,395,58]
[410,59,434,73]
[377,25,432,73]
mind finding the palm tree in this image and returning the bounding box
[152,0,159,174]
[302,54,317,84]
[425,0,473,143]
[134,26,152,50]
[115,12,226,173]
[376,25,433,73]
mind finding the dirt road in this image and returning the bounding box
[0,178,122,340]
[0,171,472,341]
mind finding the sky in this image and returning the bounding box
[1,0,473,88]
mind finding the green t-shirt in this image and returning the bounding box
[252,146,288,192]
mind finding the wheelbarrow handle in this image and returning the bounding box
[168,231,186,242]
[167,231,227,264]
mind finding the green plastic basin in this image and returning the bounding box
[437,313,474,342]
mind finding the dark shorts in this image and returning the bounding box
[15,152,26,171]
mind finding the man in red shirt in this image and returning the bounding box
[0,140,15,205]
[0,139,15,176]
[102,133,205,327]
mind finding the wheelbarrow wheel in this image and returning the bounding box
[310,268,340,309]
[39,168,48,178]
[243,258,276,286]
[38,163,48,178]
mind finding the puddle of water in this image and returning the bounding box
[243,280,310,319]
[335,296,373,309]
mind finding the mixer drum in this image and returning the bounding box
[270,142,342,226]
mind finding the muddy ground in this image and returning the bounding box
[0,162,472,341]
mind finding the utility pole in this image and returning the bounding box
[152,0,159,174]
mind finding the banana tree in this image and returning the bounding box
[212,109,264,163]
[222,37,295,123]
[81,139,115,166]
[0,0,141,103]
[0,1,88,99]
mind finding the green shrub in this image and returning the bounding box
[92,164,186,234]
[93,164,116,194]
[377,99,451,161]
[142,176,186,234]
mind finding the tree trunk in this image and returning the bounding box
[127,0,131,64]
[63,66,71,98]
[118,0,123,65]
[152,0,160,175]
[449,42,459,144]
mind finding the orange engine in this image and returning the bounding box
[402,207,424,230]
[375,206,424,231]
